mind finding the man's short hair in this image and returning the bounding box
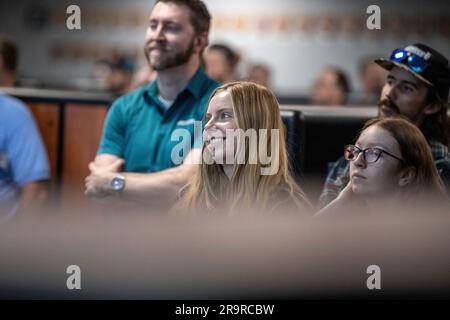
[334,68,350,95]
[155,0,211,34]
[208,44,240,69]
[0,35,18,73]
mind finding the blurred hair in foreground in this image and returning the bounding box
[0,201,449,299]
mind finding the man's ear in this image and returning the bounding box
[423,102,441,115]
[193,32,208,54]
[398,166,416,187]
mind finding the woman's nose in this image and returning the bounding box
[353,151,366,168]
[204,118,214,131]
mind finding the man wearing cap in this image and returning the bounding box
[318,43,450,208]
[84,0,219,210]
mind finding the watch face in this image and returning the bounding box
[111,176,125,191]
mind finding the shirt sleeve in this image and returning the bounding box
[317,157,349,209]
[436,159,450,195]
[6,104,50,187]
[97,98,126,157]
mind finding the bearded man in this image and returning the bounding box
[85,0,219,209]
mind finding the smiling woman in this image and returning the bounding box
[174,81,312,215]
[318,117,448,216]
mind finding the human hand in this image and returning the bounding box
[335,181,366,208]
[85,158,125,198]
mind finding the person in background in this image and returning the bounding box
[310,66,351,106]
[246,63,272,89]
[318,117,447,216]
[93,54,137,95]
[319,43,450,208]
[358,57,387,105]
[85,0,219,211]
[203,43,239,84]
[0,35,50,220]
[128,63,157,92]
[176,82,311,215]
[108,55,137,95]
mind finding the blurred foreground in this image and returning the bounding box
[1,204,449,299]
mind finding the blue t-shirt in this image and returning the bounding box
[0,93,50,219]
[98,68,219,172]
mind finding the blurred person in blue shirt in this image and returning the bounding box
[0,35,50,220]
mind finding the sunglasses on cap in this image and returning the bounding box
[390,49,429,74]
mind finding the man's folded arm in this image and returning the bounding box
[86,149,200,207]
[119,149,199,204]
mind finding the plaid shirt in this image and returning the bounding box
[318,140,450,208]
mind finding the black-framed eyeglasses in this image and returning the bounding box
[344,144,403,164]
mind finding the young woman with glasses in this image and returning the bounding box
[318,117,447,216]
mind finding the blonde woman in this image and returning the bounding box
[176,81,311,215]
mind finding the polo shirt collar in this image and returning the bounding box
[146,79,159,100]
[185,67,209,99]
[145,67,209,102]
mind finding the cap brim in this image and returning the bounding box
[374,58,433,86]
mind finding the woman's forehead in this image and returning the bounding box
[208,91,232,110]
[357,125,399,150]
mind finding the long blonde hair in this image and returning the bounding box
[178,81,310,214]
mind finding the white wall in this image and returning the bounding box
[0,0,449,96]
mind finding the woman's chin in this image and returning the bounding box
[351,184,367,196]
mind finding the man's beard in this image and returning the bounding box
[145,39,195,71]
[377,98,400,118]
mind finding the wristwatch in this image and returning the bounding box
[111,175,126,192]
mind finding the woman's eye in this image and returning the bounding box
[373,149,383,157]
[221,112,232,119]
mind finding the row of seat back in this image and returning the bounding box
[281,106,377,200]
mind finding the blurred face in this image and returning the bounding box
[144,2,197,71]
[109,69,132,94]
[378,66,429,126]
[204,91,238,163]
[204,49,231,83]
[362,62,386,94]
[93,63,112,90]
[248,67,269,88]
[349,125,405,198]
[311,69,345,105]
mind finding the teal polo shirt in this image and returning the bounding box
[98,68,220,173]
